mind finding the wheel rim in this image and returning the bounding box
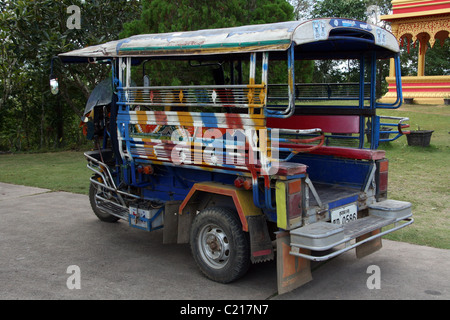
[198,224,231,269]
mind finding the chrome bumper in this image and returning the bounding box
[289,200,413,261]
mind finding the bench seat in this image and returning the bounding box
[279,143,385,160]
[307,145,385,160]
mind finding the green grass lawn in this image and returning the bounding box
[0,104,448,249]
[377,104,450,249]
[0,150,91,194]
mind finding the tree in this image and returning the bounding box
[425,40,450,76]
[121,0,295,37]
[289,0,314,21]
[312,0,365,20]
[0,0,141,151]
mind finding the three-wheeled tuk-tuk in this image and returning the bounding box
[55,18,413,293]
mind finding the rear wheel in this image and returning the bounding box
[89,177,120,223]
[190,207,250,283]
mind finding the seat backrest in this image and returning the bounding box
[267,115,360,134]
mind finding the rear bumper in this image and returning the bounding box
[289,199,413,261]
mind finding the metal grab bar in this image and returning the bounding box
[379,116,410,135]
[85,152,117,189]
[273,128,325,161]
[375,54,403,109]
[265,45,296,118]
[375,115,410,144]
[85,152,141,205]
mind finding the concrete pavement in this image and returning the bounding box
[0,182,449,300]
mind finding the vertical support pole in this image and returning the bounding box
[126,57,132,88]
[395,54,403,105]
[287,45,295,115]
[359,56,365,109]
[371,115,380,149]
[118,57,123,85]
[110,59,122,167]
[261,52,269,111]
[359,56,366,148]
[261,52,269,88]
[249,52,256,85]
[370,52,377,109]
[417,36,428,77]
[248,52,256,114]
[359,117,365,149]
[124,57,135,183]
[370,52,378,149]
[260,52,271,179]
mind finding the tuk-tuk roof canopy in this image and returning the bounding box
[59,18,399,62]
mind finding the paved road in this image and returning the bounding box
[0,182,449,300]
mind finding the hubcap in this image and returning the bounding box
[198,224,230,269]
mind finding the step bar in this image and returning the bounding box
[95,193,129,220]
[289,200,414,261]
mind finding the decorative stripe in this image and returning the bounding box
[177,111,194,127]
[225,113,244,129]
[120,111,265,129]
[118,39,292,54]
[393,1,450,14]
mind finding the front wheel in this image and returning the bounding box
[190,207,250,283]
[89,177,120,223]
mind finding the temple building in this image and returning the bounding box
[381,0,450,104]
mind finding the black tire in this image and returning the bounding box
[190,207,250,283]
[89,178,120,223]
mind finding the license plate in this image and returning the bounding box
[330,203,357,224]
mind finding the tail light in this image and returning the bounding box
[234,177,252,190]
[375,159,388,201]
[137,165,154,175]
[275,179,302,230]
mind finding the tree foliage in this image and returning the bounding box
[0,0,140,151]
[310,0,391,21]
[426,40,450,76]
[121,0,295,36]
[0,0,299,152]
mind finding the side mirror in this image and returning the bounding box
[50,77,59,95]
[49,56,59,95]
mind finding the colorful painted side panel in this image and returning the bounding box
[178,181,263,231]
[122,110,265,129]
